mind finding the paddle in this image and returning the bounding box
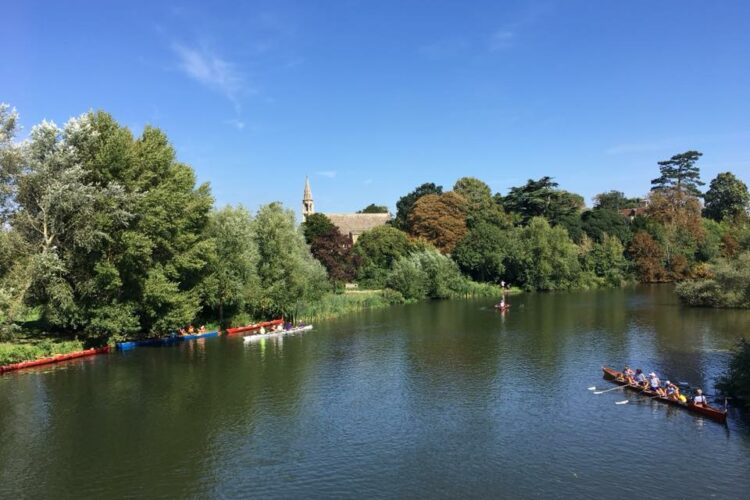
[593,385,628,395]
[588,386,596,391]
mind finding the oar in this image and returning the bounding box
[615,391,665,405]
[593,385,628,395]
[588,386,597,391]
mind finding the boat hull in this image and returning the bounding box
[0,346,110,374]
[244,325,313,342]
[116,331,218,351]
[226,319,284,335]
[602,367,727,424]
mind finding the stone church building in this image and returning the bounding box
[302,177,390,243]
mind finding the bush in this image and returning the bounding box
[676,252,750,308]
[717,339,750,409]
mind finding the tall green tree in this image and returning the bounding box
[593,190,641,211]
[703,172,750,222]
[452,222,509,282]
[393,182,443,230]
[453,176,509,228]
[651,150,704,196]
[302,213,336,244]
[353,225,416,287]
[202,206,258,328]
[503,177,584,225]
[581,209,631,243]
[251,203,328,319]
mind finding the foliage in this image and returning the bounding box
[358,203,389,214]
[675,252,750,308]
[302,212,336,244]
[353,225,416,288]
[387,249,498,301]
[408,192,468,253]
[651,150,704,196]
[628,231,667,282]
[580,234,630,287]
[201,206,258,328]
[581,208,631,244]
[393,182,443,230]
[310,227,359,286]
[296,290,399,322]
[717,339,750,409]
[452,222,509,282]
[251,203,329,319]
[454,176,509,228]
[503,177,584,225]
[703,172,750,222]
[504,217,583,291]
[593,190,641,211]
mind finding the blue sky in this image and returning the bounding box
[4,1,750,218]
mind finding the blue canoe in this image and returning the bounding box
[116,331,218,351]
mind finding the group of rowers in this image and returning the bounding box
[178,325,208,336]
[618,367,711,407]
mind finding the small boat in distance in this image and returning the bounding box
[601,366,728,424]
[225,319,284,336]
[244,325,313,342]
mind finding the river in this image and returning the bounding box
[1,285,749,498]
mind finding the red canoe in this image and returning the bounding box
[0,346,110,374]
[225,319,284,335]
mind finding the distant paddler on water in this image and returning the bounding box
[495,280,511,311]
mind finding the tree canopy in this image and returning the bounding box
[358,203,389,214]
[703,172,750,222]
[651,150,704,196]
[408,192,468,254]
[393,182,443,230]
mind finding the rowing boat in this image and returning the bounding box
[243,325,313,342]
[494,304,511,311]
[225,319,284,336]
[116,331,218,351]
[602,367,727,424]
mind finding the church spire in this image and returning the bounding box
[302,176,314,220]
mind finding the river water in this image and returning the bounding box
[1,285,749,498]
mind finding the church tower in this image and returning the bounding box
[302,176,314,220]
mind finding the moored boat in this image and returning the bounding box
[602,366,728,424]
[243,325,313,342]
[0,346,110,374]
[225,319,284,336]
[116,331,218,351]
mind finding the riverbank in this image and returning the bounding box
[0,338,85,366]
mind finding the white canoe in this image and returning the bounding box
[243,325,313,342]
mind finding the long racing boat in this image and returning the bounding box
[602,367,728,424]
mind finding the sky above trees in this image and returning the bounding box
[4,1,750,216]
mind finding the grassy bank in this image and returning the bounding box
[0,338,85,366]
[296,290,398,322]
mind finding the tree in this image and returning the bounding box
[452,222,508,282]
[703,172,750,222]
[581,209,631,244]
[0,104,23,223]
[251,203,328,319]
[302,213,336,244]
[358,203,389,214]
[628,231,666,282]
[504,217,583,291]
[310,227,359,286]
[593,191,641,211]
[408,192,467,254]
[585,234,629,287]
[353,225,415,287]
[651,150,704,196]
[453,176,509,228]
[393,182,442,230]
[387,249,472,300]
[503,177,584,225]
[202,206,258,328]
[717,339,750,408]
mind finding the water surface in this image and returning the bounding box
[1,285,749,498]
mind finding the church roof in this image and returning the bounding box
[324,213,390,236]
[303,177,313,201]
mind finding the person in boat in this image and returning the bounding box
[622,367,636,385]
[498,298,506,309]
[179,327,187,336]
[198,325,206,333]
[259,326,266,334]
[634,369,648,388]
[648,372,666,397]
[187,325,195,334]
[693,389,709,407]
[665,380,681,401]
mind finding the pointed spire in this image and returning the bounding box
[303,176,313,201]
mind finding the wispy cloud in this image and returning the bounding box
[171,42,247,108]
[489,30,515,51]
[606,131,750,155]
[225,118,246,131]
[316,170,336,178]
